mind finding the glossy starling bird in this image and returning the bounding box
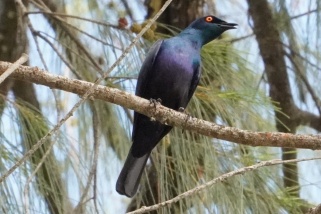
[116,15,237,197]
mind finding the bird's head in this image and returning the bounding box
[181,15,237,46]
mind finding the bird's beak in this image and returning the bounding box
[218,22,238,30]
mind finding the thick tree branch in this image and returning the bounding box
[1,61,321,150]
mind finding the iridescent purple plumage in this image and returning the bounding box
[116,15,237,197]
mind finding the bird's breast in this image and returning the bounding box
[158,47,196,76]
[146,48,197,102]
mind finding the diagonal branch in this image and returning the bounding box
[128,157,321,214]
[0,54,28,84]
[0,61,321,150]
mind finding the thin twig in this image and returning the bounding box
[35,31,83,79]
[285,53,321,115]
[26,11,120,28]
[16,0,84,79]
[121,0,134,21]
[57,18,122,49]
[23,139,56,214]
[30,0,104,73]
[72,102,101,213]
[230,33,254,43]
[291,9,319,20]
[282,42,321,71]
[127,157,321,214]
[0,54,28,84]
[92,103,100,214]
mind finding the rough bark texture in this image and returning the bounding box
[0,1,70,213]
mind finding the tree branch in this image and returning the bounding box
[1,61,321,150]
[306,203,321,214]
[127,157,321,214]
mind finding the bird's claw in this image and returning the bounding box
[149,98,162,121]
[150,98,162,109]
[178,107,185,112]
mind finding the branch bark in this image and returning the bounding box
[1,61,321,150]
[306,204,321,214]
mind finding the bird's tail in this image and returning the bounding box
[116,147,150,197]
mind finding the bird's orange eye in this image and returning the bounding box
[205,16,213,22]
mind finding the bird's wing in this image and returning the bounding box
[131,40,170,157]
[187,61,201,102]
[135,40,164,96]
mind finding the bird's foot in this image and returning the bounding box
[149,98,162,109]
[149,98,162,121]
[178,107,185,112]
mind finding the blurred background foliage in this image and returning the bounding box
[0,0,320,213]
